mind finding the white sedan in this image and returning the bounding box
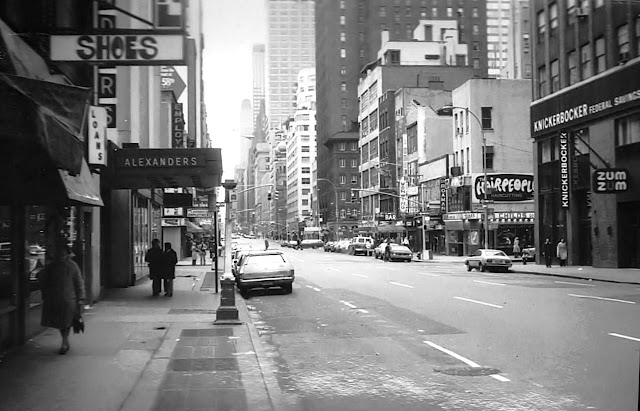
[465,249,513,272]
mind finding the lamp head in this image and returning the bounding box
[435,104,454,116]
[222,179,237,190]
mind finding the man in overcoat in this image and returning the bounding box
[145,239,163,296]
[161,242,178,297]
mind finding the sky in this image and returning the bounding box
[202,0,266,180]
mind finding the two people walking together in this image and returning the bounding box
[145,239,178,297]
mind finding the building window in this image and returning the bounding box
[340,49,346,58]
[340,175,347,184]
[537,10,546,39]
[339,158,346,168]
[550,59,559,92]
[340,209,346,219]
[616,113,640,146]
[473,41,479,51]
[340,15,345,25]
[339,142,346,151]
[340,65,347,75]
[340,0,345,9]
[351,175,358,184]
[580,43,591,80]
[549,2,558,32]
[472,24,479,35]
[567,50,578,85]
[379,6,386,17]
[359,49,365,58]
[341,115,348,129]
[595,37,606,74]
[466,147,470,173]
[302,167,310,174]
[566,0,576,21]
[446,7,453,17]
[432,7,437,17]
[340,191,346,201]
[340,32,346,42]
[406,24,413,39]
[637,18,640,55]
[302,178,310,184]
[481,107,493,129]
[472,7,478,18]
[341,82,347,92]
[351,159,357,168]
[460,149,465,174]
[302,146,310,152]
[473,58,480,69]
[617,24,630,56]
[341,98,347,109]
[483,146,495,170]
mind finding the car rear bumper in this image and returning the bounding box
[238,276,294,288]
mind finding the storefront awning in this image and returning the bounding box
[186,221,204,233]
[109,147,223,190]
[376,224,407,234]
[58,160,104,206]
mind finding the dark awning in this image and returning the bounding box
[109,147,223,190]
[58,160,104,206]
[376,224,407,234]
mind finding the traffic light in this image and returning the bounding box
[274,190,279,200]
[267,191,272,201]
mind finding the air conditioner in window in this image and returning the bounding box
[576,7,589,17]
[450,166,462,177]
[619,51,630,63]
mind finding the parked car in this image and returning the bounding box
[231,247,254,275]
[465,249,513,272]
[235,250,294,294]
[323,241,335,252]
[373,242,412,261]
[301,239,323,249]
[522,246,536,261]
[335,240,351,253]
[348,236,374,256]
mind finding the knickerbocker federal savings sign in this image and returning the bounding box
[530,58,640,138]
[49,33,185,65]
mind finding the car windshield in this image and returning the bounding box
[484,250,507,257]
[244,254,286,266]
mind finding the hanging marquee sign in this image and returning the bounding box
[474,174,534,202]
[49,34,185,65]
[592,168,629,193]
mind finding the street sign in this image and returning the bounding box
[161,66,186,98]
[399,197,408,213]
[187,208,211,218]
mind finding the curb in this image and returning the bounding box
[510,269,640,286]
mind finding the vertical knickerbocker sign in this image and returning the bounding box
[559,132,570,208]
[88,106,107,165]
[172,103,184,148]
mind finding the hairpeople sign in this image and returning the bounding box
[474,174,534,202]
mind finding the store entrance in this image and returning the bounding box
[618,201,640,268]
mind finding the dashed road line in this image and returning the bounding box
[358,309,369,314]
[473,280,506,286]
[608,332,640,342]
[340,300,357,309]
[476,272,507,278]
[568,294,636,304]
[424,341,509,382]
[326,267,339,272]
[388,281,414,289]
[454,296,503,309]
[554,280,595,287]
[419,273,440,277]
[352,273,368,278]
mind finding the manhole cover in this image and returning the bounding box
[434,367,501,377]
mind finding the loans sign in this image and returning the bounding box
[49,34,185,65]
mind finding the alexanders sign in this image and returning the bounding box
[50,34,185,65]
[592,168,629,193]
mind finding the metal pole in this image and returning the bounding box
[482,128,489,248]
[209,190,219,293]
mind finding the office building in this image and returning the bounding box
[252,44,266,129]
[487,0,511,77]
[502,0,532,79]
[530,0,640,268]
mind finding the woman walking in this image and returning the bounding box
[557,238,568,267]
[39,245,85,355]
[199,241,207,265]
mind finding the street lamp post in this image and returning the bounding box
[317,178,339,237]
[437,105,490,249]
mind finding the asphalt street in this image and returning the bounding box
[239,239,640,411]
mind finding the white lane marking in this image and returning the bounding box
[326,267,339,272]
[352,273,368,278]
[358,309,369,314]
[491,374,511,382]
[608,332,640,342]
[474,280,506,286]
[312,287,321,292]
[423,341,481,368]
[454,296,503,309]
[306,285,314,289]
[420,273,440,277]
[568,294,636,304]
[389,281,414,289]
[555,280,596,287]
[340,300,357,309]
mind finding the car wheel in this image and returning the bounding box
[466,263,472,272]
[479,263,486,272]
[283,284,293,294]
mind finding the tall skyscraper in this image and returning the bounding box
[315,0,488,227]
[252,44,265,130]
[502,0,531,79]
[240,99,253,167]
[266,0,315,129]
[487,0,511,77]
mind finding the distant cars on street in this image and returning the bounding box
[373,242,412,262]
[465,249,512,272]
[348,236,374,256]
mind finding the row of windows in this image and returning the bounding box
[537,0,605,38]
[337,142,358,152]
[338,158,359,168]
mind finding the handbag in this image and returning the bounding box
[72,306,85,334]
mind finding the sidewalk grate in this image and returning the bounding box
[200,271,219,290]
[168,309,217,315]
[180,328,234,337]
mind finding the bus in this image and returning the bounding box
[301,227,323,249]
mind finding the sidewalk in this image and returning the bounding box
[414,254,640,285]
[0,258,274,411]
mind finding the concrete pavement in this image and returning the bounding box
[0,259,275,411]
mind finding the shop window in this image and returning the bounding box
[595,37,606,74]
[616,112,640,147]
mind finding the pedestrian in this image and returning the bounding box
[384,238,392,262]
[161,242,178,297]
[297,237,302,250]
[199,241,207,265]
[145,239,164,296]
[190,241,198,266]
[512,237,521,258]
[264,238,269,251]
[557,238,568,267]
[402,236,409,247]
[39,244,85,355]
[543,238,554,267]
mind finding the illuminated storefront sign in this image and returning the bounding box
[593,168,629,193]
[117,153,204,168]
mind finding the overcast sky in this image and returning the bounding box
[202,0,265,179]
